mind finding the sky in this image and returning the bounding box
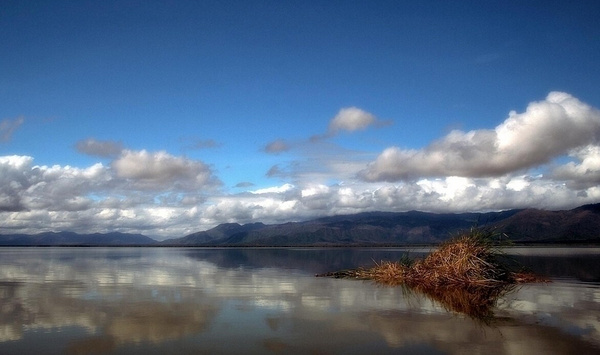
[2,0,600,240]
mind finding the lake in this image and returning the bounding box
[0,247,599,354]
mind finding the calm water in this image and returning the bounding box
[0,247,599,355]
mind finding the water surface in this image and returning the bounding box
[0,247,598,354]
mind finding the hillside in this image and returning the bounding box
[161,209,490,246]
[175,222,266,244]
[164,204,600,246]
[489,203,600,243]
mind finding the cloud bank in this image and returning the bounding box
[0,150,221,237]
[2,93,600,239]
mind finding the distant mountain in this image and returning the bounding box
[173,222,266,244]
[0,231,157,246]
[163,204,600,246]
[161,209,497,246]
[3,203,599,246]
[488,203,600,243]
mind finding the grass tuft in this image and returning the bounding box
[317,228,548,321]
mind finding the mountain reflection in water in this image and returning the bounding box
[0,247,598,355]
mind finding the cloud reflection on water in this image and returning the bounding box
[0,248,598,354]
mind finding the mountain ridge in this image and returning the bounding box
[1,203,599,246]
[164,203,600,246]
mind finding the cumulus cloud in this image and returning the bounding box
[0,156,111,214]
[195,175,600,230]
[361,92,600,181]
[3,93,600,239]
[329,107,377,133]
[250,183,295,195]
[75,138,124,157]
[112,150,220,190]
[263,139,290,154]
[550,145,600,189]
[0,155,33,211]
[0,150,222,238]
[311,107,390,141]
[3,149,600,239]
[0,116,24,143]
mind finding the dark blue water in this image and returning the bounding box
[0,247,598,354]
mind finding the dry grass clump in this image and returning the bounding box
[405,230,511,289]
[317,229,548,321]
[323,229,543,288]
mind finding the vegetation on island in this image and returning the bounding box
[317,229,549,321]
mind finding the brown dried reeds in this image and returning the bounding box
[405,230,512,289]
[317,229,548,321]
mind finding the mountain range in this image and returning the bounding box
[166,203,600,246]
[1,203,599,246]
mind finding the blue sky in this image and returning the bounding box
[2,0,600,239]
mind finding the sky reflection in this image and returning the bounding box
[0,248,598,354]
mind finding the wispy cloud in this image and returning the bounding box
[75,138,124,158]
[360,92,600,181]
[0,116,24,143]
[266,164,286,178]
[180,137,222,150]
[263,139,290,154]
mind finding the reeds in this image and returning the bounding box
[317,229,548,321]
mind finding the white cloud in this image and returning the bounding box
[328,107,377,133]
[192,176,600,233]
[301,184,330,198]
[2,149,600,239]
[112,150,220,190]
[360,92,600,181]
[251,183,295,195]
[0,156,36,211]
[0,155,33,169]
[2,93,600,239]
[551,144,600,189]
[0,151,221,238]
[310,107,390,142]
